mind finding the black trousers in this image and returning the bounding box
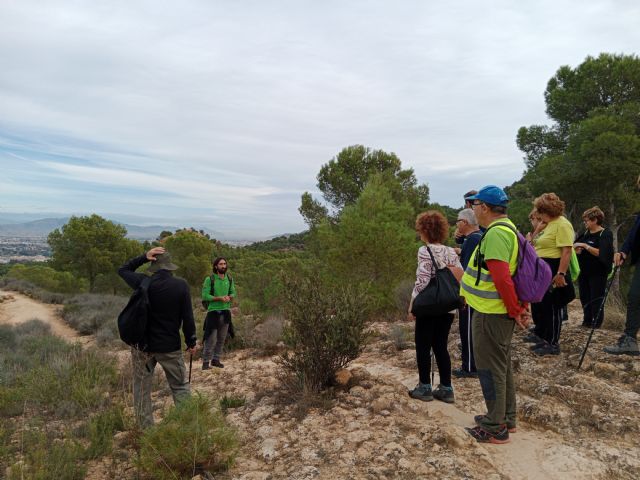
[458,305,476,372]
[414,313,454,386]
[532,257,574,346]
[578,273,608,328]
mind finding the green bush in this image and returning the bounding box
[6,264,88,294]
[0,321,117,416]
[219,395,246,414]
[279,274,370,394]
[83,404,126,459]
[7,430,86,480]
[137,394,238,479]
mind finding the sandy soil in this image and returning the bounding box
[0,289,90,344]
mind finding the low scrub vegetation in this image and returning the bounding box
[137,394,238,479]
[61,293,128,345]
[0,322,126,477]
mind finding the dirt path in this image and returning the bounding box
[0,289,92,345]
[353,355,606,480]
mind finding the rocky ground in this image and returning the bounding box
[2,292,639,479]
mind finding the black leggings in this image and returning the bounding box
[414,313,454,386]
[578,274,608,328]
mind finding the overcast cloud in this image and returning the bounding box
[1,0,638,239]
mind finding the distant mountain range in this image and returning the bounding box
[0,217,219,240]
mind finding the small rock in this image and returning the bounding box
[347,429,372,444]
[239,473,272,480]
[250,405,275,424]
[371,397,393,414]
[300,448,319,462]
[291,466,320,480]
[593,362,618,379]
[113,431,129,447]
[261,438,278,461]
[382,441,408,458]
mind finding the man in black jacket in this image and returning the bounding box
[118,246,198,428]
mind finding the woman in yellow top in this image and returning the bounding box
[529,193,575,356]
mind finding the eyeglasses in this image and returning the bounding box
[471,201,483,207]
[455,219,465,224]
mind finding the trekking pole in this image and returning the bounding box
[578,266,619,370]
[431,349,435,386]
[188,353,193,383]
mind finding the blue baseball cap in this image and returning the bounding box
[465,185,509,207]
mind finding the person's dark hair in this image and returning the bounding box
[533,193,565,218]
[463,190,478,200]
[212,257,227,273]
[582,206,605,225]
[485,203,507,214]
[415,210,449,244]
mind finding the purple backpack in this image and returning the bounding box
[475,222,552,303]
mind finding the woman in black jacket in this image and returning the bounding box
[573,206,614,328]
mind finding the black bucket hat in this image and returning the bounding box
[147,252,179,273]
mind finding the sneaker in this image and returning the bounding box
[452,368,478,379]
[202,361,210,371]
[529,341,547,351]
[466,425,510,444]
[532,343,560,356]
[523,332,542,343]
[474,414,516,433]
[408,383,433,402]
[211,359,225,368]
[604,335,640,356]
[432,384,455,404]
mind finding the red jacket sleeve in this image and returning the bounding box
[485,259,528,318]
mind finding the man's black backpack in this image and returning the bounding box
[201,274,233,309]
[117,276,154,350]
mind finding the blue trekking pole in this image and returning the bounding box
[578,266,619,370]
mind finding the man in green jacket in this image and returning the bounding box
[201,257,237,369]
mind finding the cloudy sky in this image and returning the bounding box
[1,1,638,239]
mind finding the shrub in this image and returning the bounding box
[83,404,126,459]
[7,430,86,480]
[61,294,127,345]
[137,394,238,479]
[6,264,87,294]
[219,395,246,414]
[278,274,370,394]
[388,323,413,350]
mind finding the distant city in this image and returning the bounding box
[0,217,271,264]
[0,237,50,264]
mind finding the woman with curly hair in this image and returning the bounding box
[408,210,463,403]
[574,206,614,328]
[529,193,575,355]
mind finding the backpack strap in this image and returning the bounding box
[209,274,234,297]
[140,275,154,304]
[473,221,519,286]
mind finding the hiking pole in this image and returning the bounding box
[431,349,435,386]
[188,353,193,383]
[578,266,619,370]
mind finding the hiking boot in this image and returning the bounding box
[466,425,510,444]
[408,383,433,402]
[432,384,455,403]
[523,332,542,343]
[532,343,560,356]
[603,335,640,356]
[202,361,210,371]
[211,359,225,368]
[452,368,478,379]
[474,414,516,433]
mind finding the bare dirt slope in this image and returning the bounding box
[2,291,639,479]
[0,289,89,343]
